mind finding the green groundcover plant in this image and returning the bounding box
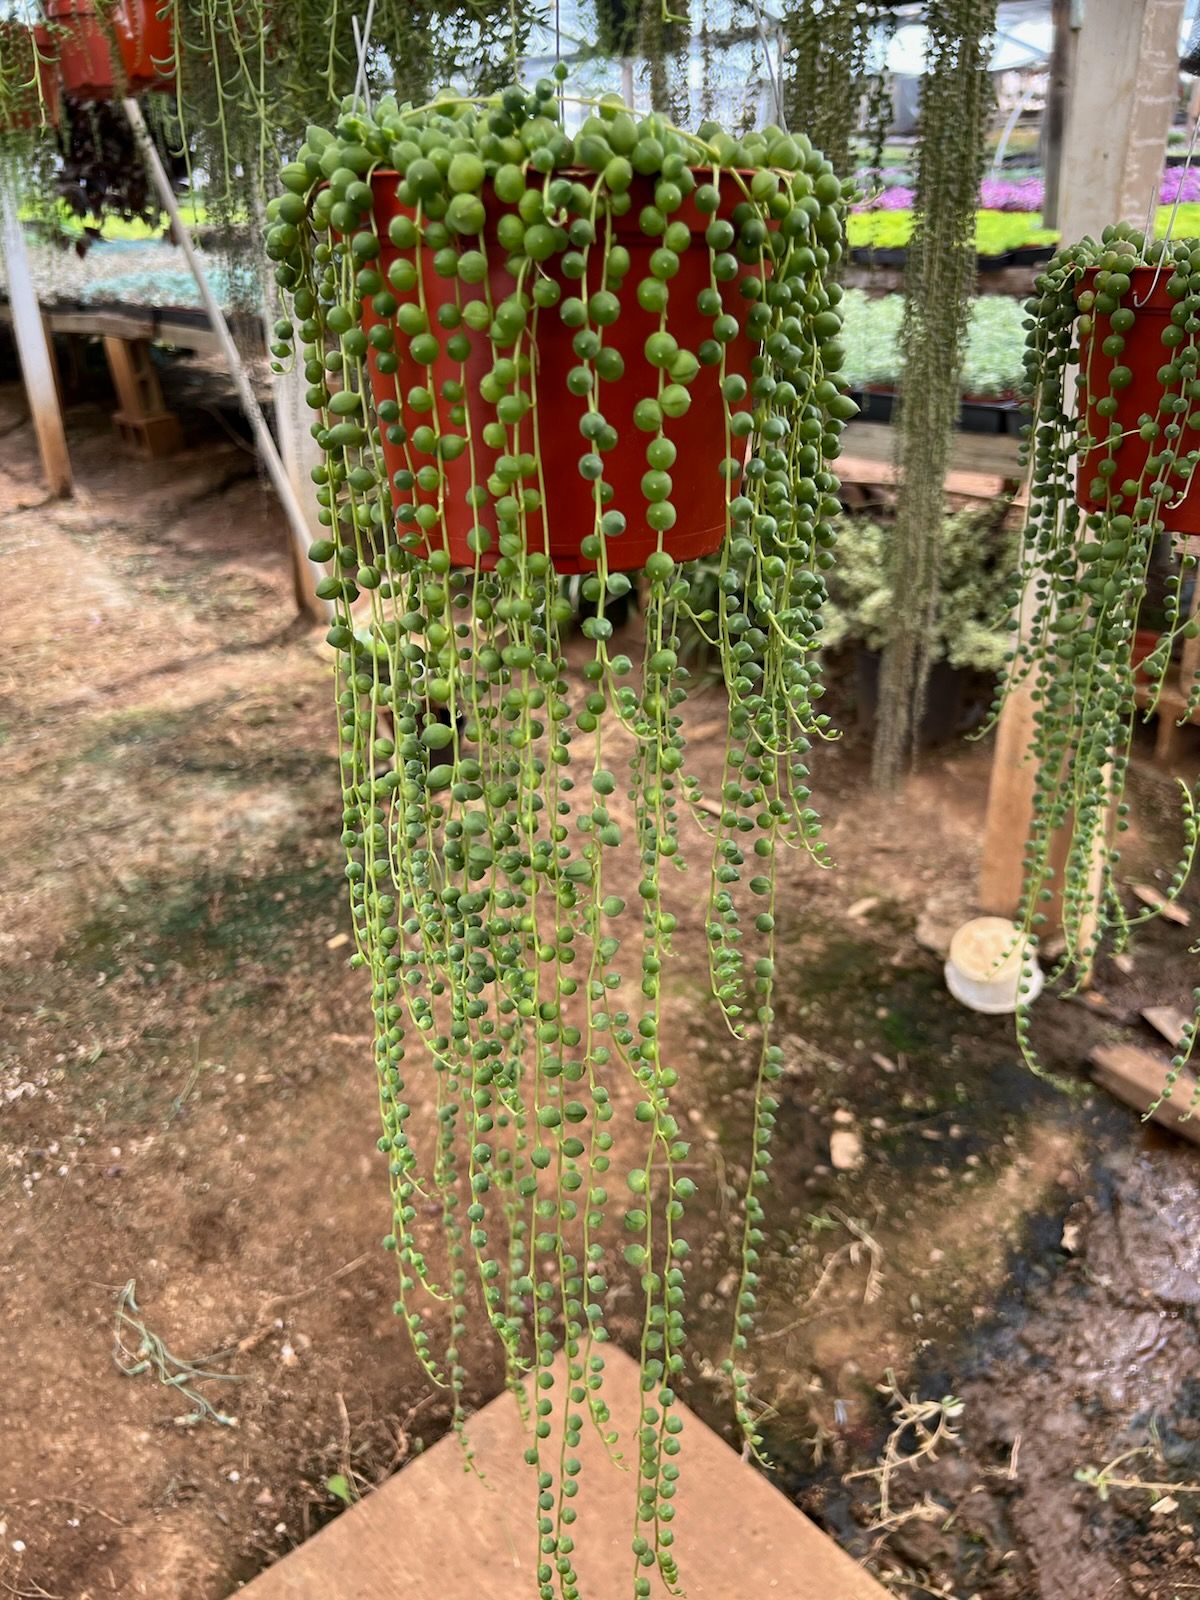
[823,509,1016,672]
[265,79,856,1594]
[839,289,1027,397]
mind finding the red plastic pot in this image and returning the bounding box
[0,23,60,130]
[38,0,174,101]
[361,169,762,574]
[1076,264,1200,535]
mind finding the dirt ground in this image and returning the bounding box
[2,363,1200,1600]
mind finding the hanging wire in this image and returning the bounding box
[749,0,788,132]
[352,0,377,113]
[554,0,564,113]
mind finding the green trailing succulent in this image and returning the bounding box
[163,0,534,235]
[1002,221,1200,1082]
[265,78,855,1593]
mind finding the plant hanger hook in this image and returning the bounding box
[352,0,376,114]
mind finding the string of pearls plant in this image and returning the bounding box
[265,79,854,1593]
[1002,223,1200,1086]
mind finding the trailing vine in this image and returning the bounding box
[265,80,853,1586]
[164,0,535,232]
[872,0,996,788]
[1001,224,1200,1086]
[781,0,892,185]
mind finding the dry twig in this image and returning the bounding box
[844,1372,963,1529]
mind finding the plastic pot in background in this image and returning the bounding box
[960,394,1014,435]
[37,0,174,101]
[1076,264,1200,535]
[854,647,967,747]
[362,168,764,575]
[945,916,1044,1014]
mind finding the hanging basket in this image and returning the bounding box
[1076,263,1200,535]
[0,22,60,130]
[37,0,174,101]
[360,168,763,575]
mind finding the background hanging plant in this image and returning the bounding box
[781,0,894,190]
[872,0,997,789]
[265,79,855,1590]
[52,94,178,252]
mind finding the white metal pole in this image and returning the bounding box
[0,169,71,497]
[253,191,330,611]
[121,98,328,621]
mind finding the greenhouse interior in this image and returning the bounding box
[3,3,1200,1598]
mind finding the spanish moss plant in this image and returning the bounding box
[872,0,996,789]
[1002,221,1200,1086]
[265,79,854,1592]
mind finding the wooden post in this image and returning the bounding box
[0,172,71,497]
[121,98,328,623]
[102,334,182,456]
[979,0,1185,923]
[271,354,329,617]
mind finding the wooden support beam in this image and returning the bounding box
[256,197,331,622]
[102,335,182,457]
[978,0,1186,928]
[0,173,71,497]
[841,419,1021,480]
[1040,0,1076,230]
[1056,0,1184,248]
[121,98,328,623]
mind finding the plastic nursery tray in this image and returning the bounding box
[846,388,1023,435]
[848,243,1056,272]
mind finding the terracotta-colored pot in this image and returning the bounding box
[1076,264,1200,535]
[358,168,765,574]
[38,0,174,101]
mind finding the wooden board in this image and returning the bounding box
[840,419,1023,480]
[237,1345,889,1600]
[1089,1042,1200,1146]
[1142,1005,1192,1048]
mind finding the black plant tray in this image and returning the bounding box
[849,243,1057,272]
[846,388,1024,435]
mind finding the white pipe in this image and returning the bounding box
[121,97,328,620]
[0,170,71,497]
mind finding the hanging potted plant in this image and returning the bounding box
[998,221,1200,1079]
[265,79,855,1583]
[36,0,175,102]
[0,20,58,130]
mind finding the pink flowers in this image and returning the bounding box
[853,165,1200,214]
